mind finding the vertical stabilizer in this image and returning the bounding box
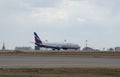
[34,32,42,45]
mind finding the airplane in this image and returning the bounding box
[34,32,80,50]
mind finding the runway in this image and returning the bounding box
[0,55,120,68]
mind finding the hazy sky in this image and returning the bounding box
[0,0,120,50]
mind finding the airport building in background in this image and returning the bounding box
[15,47,32,51]
[108,48,114,52]
[115,47,120,52]
[82,47,95,51]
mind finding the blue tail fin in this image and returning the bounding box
[34,32,42,45]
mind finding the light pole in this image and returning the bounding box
[85,40,88,47]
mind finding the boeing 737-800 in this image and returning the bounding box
[34,32,80,50]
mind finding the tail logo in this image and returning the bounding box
[34,32,42,44]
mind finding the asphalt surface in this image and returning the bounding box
[0,55,120,68]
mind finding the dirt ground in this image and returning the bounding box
[0,50,120,58]
[0,68,120,77]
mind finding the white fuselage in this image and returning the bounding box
[41,42,80,50]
